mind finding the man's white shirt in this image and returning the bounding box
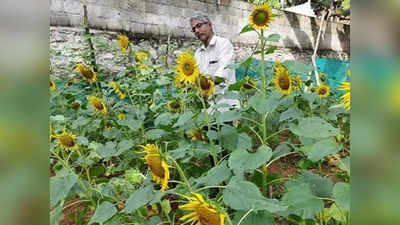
[194,35,240,113]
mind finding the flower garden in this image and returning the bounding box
[50,3,350,225]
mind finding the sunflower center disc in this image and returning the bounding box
[200,78,210,89]
[197,207,220,225]
[183,63,194,76]
[279,76,290,90]
[254,11,268,25]
[61,135,74,147]
[148,155,165,178]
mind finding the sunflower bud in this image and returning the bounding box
[71,102,80,110]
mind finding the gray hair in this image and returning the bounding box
[189,14,212,25]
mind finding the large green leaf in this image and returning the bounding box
[115,139,134,155]
[237,133,253,150]
[228,145,272,174]
[223,180,264,211]
[339,157,350,175]
[50,204,63,225]
[333,182,350,212]
[197,161,232,186]
[145,129,166,140]
[223,180,286,213]
[279,106,304,122]
[220,125,238,151]
[233,210,274,225]
[286,171,333,198]
[249,91,282,114]
[50,173,78,207]
[123,185,154,213]
[307,138,341,162]
[289,117,339,139]
[88,201,117,224]
[282,183,324,219]
[118,118,142,130]
[265,33,281,42]
[240,24,255,34]
[154,112,175,126]
[216,110,241,124]
[173,111,194,128]
[96,142,117,158]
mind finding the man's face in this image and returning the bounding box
[191,19,212,42]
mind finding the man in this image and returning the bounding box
[190,14,240,113]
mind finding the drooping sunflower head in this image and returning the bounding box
[176,51,199,86]
[316,83,330,98]
[117,34,129,53]
[199,75,215,99]
[66,78,77,87]
[338,81,350,110]
[136,51,149,63]
[189,130,204,141]
[179,192,226,225]
[241,76,256,91]
[139,144,170,192]
[57,131,77,150]
[75,63,97,83]
[50,79,56,91]
[117,113,126,120]
[273,62,293,95]
[249,3,273,30]
[88,96,107,115]
[167,100,184,113]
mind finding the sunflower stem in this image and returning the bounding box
[167,156,192,193]
[260,29,266,98]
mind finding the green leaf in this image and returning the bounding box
[216,110,241,124]
[339,157,350,175]
[173,111,193,128]
[249,92,282,114]
[266,46,277,54]
[289,117,339,139]
[237,133,253,150]
[329,203,349,223]
[76,136,89,146]
[307,138,341,162]
[223,180,286,213]
[333,182,350,212]
[240,24,255,34]
[50,204,63,225]
[123,185,154,213]
[154,112,175,126]
[282,183,324,219]
[228,79,246,91]
[50,173,78,207]
[287,171,333,198]
[116,139,134,155]
[97,142,117,158]
[223,180,264,211]
[72,116,89,128]
[197,161,232,186]
[279,106,304,122]
[88,201,117,224]
[228,145,272,174]
[265,33,281,42]
[226,57,252,70]
[233,210,274,225]
[118,118,142,130]
[51,115,65,122]
[207,130,218,140]
[145,129,166,140]
[220,125,238,151]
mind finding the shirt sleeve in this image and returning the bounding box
[214,39,235,86]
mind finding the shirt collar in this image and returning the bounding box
[200,35,217,51]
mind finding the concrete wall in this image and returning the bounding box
[50,0,350,53]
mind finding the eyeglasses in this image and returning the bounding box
[191,22,207,33]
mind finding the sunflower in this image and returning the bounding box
[75,63,97,83]
[117,113,126,120]
[136,51,149,62]
[139,63,149,71]
[50,79,56,91]
[199,75,215,99]
[189,130,204,141]
[117,34,129,53]
[66,78,77,87]
[167,100,184,113]
[338,81,350,110]
[50,124,55,142]
[249,3,273,30]
[240,76,256,91]
[56,131,77,150]
[179,192,226,225]
[273,62,293,95]
[88,96,107,115]
[176,51,199,86]
[139,144,170,192]
[110,81,126,99]
[316,83,330,98]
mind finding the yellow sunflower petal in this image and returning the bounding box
[176,51,199,86]
[249,3,273,30]
[316,83,330,98]
[117,34,129,53]
[273,62,293,95]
